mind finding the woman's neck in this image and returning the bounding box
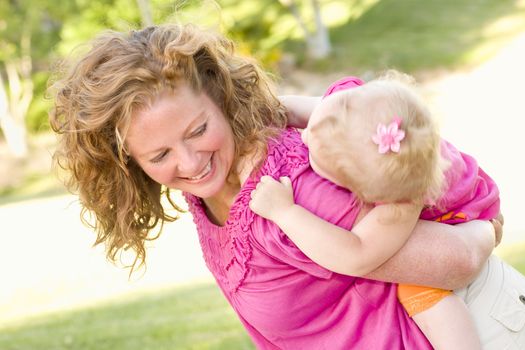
[203,151,262,226]
[203,174,240,226]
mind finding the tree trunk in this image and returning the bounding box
[307,0,331,59]
[279,0,332,60]
[0,73,28,158]
[136,0,154,27]
[0,28,33,159]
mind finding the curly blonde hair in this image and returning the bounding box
[49,24,287,271]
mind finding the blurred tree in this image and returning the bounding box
[0,0,147,157]
[55,0,141,56]
[136,0,154,27]
[278,0,331,60]
[0,0,336,157]
[0,0,71,158]
[0,1,33,158]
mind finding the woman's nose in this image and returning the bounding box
[173,145,201,176]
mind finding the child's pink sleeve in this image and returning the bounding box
[323,76,365,98]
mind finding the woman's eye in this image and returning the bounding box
[192,123,207,137]
[151,150,168,163]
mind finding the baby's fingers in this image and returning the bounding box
[260,175,274,183]
[279,176,292,188]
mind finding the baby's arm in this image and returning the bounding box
[249,176,421,276]
[280,95,321,129]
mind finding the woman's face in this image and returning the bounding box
[126,84,235,199]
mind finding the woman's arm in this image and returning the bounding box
[365,219,496,290]
[280,95,320,129]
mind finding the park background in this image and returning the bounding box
[1,0,525,349]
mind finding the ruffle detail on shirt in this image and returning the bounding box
[183,128,310,293]
[222,189,255,293]
[183,193,226,286]
[242,128,335,280]
[184,182,254,294]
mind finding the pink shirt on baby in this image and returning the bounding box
[184,128,431,349]
[421,139,500,223]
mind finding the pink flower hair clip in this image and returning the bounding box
[372,116,405,154]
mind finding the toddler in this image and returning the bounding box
[249,72,500,350]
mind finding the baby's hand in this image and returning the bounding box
[249,176,295,222]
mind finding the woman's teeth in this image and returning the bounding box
[187,160,212,180]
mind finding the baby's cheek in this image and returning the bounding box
[300,129,308,145]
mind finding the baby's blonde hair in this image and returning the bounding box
[309,71,446,205]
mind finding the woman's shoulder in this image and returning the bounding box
[259,127,310,180]
[256,127,361,226]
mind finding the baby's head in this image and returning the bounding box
[303,74,445,205]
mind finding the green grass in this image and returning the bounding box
[0,283,254,350]
[1,246,523,350]
[0,233,520,350]
[290,0,525,75]
[496,240,525,274]
[0,172,66,206]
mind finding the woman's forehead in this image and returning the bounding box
[126,88,207,147]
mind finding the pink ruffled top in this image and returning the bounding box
[184,128,431,349]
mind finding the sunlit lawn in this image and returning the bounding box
[0,173,65,206]
[281,0,525,75]
[0,283,254,350]
[497,241,525,274]
[0,245,523,350]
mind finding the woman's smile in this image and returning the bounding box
[181,156,213,182]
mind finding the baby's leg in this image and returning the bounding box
[413,294,481,350]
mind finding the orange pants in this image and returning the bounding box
[397,284,452,317]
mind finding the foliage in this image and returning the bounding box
[3,0,525,135]
[55,0,142,56]
[218,0,290,68]
[0,0,75,139]
[0,0,64,62]
[26,71,52,132]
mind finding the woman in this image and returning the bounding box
[49,24,524,349]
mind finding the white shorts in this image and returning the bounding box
[455,254,525,350]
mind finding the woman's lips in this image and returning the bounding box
[183,157,213,182]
